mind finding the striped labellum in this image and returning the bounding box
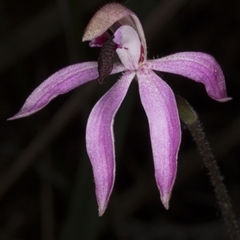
[97,35,117,84]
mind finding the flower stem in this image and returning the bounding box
[177,96,240,240]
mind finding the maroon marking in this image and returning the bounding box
[90,32,110,47]
[139,45,145,64]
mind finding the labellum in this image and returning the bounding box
[97,35,116,84]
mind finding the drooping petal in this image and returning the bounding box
[86,71,135,216]
[82,3,146,60]
[8,62,126,120]
[113,26,141,70]
[148,52,231,102]
[137,68,181,209]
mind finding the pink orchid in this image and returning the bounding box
[9,3,230,216]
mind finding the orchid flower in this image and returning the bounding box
[9,3,231,216]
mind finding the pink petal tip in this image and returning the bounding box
[98,204,107,217]
[161,193,171,210]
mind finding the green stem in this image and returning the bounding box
[177,96,240,240]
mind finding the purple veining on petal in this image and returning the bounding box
[148,52,231,102]
[86,71,135,216]
[137,68,181,209]
[113,25,141,70]
[8,62,126,120]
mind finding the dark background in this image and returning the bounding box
[1,0,240,239]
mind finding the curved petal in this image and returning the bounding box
[148,52,231,102]
[8,62,125,120]
[137,69,181,209]
[114,26,141,70]
[86,71,135,216]
[82,3,147,59]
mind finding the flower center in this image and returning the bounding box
[93,24,145,81]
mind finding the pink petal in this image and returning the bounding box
[8,62,125,120]
[148,52,231,102]
[82,3,146,60]
[137,68,181,209]
[113,26,141,70]
[86,71,135,216]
